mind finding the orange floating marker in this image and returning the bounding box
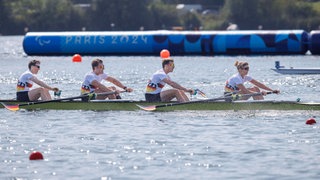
[72,54,82,62]
[29,151,44,160]
[160,49,170,58]
[306,118,316,125]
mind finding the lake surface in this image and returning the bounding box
[0,36,320,179]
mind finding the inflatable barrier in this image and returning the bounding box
[308,30,320,55]
[23,30,309,56]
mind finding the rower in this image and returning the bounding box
[16,59,60,102]
[225,60,280,100]
[80,59,133,101]
[144,58,194,103]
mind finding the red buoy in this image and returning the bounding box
[29,151,44,160]
[160,49,170,59]
[306,118,316,125]
[72,54,82,62]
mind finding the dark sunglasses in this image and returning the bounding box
[98,65,104,69]
[34,65,40,69]
[242,67,249,70]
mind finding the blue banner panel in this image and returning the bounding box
[23,30,309,56]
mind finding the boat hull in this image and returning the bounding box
[271,68,320,74]
[1,99,320,111]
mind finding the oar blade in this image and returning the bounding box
[1,102,20,111]
[197,89,207,98]
[136,104,156,111]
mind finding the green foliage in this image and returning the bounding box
[0,0,10,35]
[88,0,153,30]
[148,2,180,29]
[1,0,320,35]
[6,0,85,33]
[220,0,319,30]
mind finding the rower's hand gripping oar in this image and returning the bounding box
[226,90,278,101]
[1,91,123,111]
[136,91,278,111]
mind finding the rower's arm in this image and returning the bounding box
[250,79,273,91]
[163,78,193,93]
[105,76,132,92]
[30,76,57,91]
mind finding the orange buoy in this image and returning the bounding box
[160,49,170,58]
[72,54,82,62]
[29,151,44,160]
[306,118,316,125]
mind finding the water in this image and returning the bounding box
[1,36,320,179]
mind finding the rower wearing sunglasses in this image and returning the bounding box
[81,59,133,101]
[145,58,194,103]
[16,60,60,102]
[225,61,280,100]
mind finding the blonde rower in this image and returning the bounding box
[225,61,279,100]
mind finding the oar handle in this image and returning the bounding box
[137,91,280,111]
[1,90,126,111]
[95,90,126,96]
[269,90,280,94]
[231,91,278,100]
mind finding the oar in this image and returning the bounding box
[1,91,122,111]
[194,89,207,98]
[137,91,277,111]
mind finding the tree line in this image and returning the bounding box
[1,0,320,35]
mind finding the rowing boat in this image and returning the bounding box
[271,67,320,74]
[1,99,320,111]
[271,61,320,74]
